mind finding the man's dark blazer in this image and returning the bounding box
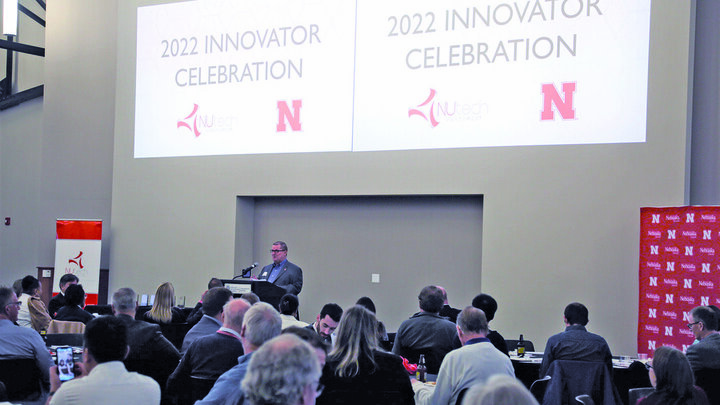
[48,293,66,318]
[687,332,720,371]
[55,305,94,324]
[257,260,303,295]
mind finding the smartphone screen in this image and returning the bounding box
[56,346,75,382]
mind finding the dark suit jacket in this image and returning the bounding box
[687,333,720,371]
[116,314,180,388]
[257,260,303,295]
[48,293,66,318]
[54,305,94,324]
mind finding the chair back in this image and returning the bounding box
[47,319,86,334]
[160,322,193,351]
[628,387,654,405]
[694,368,720,405]
[190,377,218,404]
[530,375,551,403]
[505,339,536,352]
[542,360,621,405]
[83,305,113,315]
[575,394,595,405]
[0,358,44,401]
[46,333,84,347]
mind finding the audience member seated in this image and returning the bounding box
[437,286,461,324]
[181,287,233,353]
[412,306,515,405]
[17,275,51,332]
[637,346,709,405]
[186,278,225,325]
[539,302,613,377]
[463,374,539,405]
[12,279,23,300]
[279,293,309,329]
[111,287,180,395]
[356,296,389,344]
[166,299,250,404]
[392,285,460,374]
[48,274,79,318]
[316,305,414,405]
[282,326,329,367]
[241,334,321,405]
[471,293,509,356]
[143,282,187,325]
[196,302,282,405]
[305,303,343,347]
[240,292,260,305]
[48,316,161,405]
[0,286,52,397]
[686,305,720,371]
[54,284,94,324]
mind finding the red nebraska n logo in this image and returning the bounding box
[277,100,302,132]
[541,82,576,120]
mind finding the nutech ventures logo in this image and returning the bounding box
[177,104,236,137]
[408,89,488,128]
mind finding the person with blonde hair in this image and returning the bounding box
[462,375,539,405]
[143,282,186,324]
[317,305,414,404]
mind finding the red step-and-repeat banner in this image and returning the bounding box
[638,206,720,357]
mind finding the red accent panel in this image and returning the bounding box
[85,294,98,306]
[56,220,102,240]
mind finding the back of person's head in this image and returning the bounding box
[223,299,251,331]
[59,274,79,289]
[355,296,376,314]
[112,288,136,312]
[12,279,23,298]
[691,306,719,331]
[240,292,260,305]
[652,346,697,400]
[319,303,343,323]
[463,375,539,405]
[64,284,86,307]
[330,305,378,378]
[202,287,234,317]
[242,334,320,405]
[84,316,128,363]
[279,294,300,316]
[436,286,449,302]
[147,282,175,323]
[457,306,489,335]
[208,277,224,289]
[564,302,589,326]
[282,326,328,356]
[709,305,720,327]
[418,285,444,314]
[0,286,15,314]
[243,302,282,347]
[471,293,498,322]
[21,275,39,294]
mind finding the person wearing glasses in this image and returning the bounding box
[685,306,720,372]
[0,286,53,394]
[637,346,709,405]
[242,333,322,405]
[256,241,303,295]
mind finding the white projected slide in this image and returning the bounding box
[135,0,651,158]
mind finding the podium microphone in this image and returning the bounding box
[235,262,259,279]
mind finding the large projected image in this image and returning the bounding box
[135,0,651,158]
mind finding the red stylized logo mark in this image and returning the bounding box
[177,104,201,137]
[68,251,84,269]
[409,89,439,128]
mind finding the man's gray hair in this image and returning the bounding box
[243,302,282,347]
[112,288,136,311]
[457,306,489,335]
[242,334,321,405]
[0,286,14,311]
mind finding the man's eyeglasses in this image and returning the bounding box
[687,321,701,330]
[644,362,653,370]
[270,249,286,253]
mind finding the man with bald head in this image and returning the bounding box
[167,299,250,399]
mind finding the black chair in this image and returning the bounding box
[83,304,113,315]
[694,368,720,405]
[530,375,551,403]
[0,358,45,401]
[505,339,535,352]
[628,387,654,405]
[542,360,622,405]
[46,333,84,347]
[0,381,7,402]
[159,322,193,351]
[575,394,595,405]
[190,376,217,404]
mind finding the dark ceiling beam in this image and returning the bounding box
[0,39,44,56]
[0,85,44,111]
[19,4,45,27]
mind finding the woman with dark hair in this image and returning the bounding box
[143,282,186,324]
[55,284,94,324]
[279,293,308,329]
[17,275,51,331]
[637,346,709,405]
[355,296,389,344]
[316,305,414,405]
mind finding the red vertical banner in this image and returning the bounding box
[638,207,720,357]
[53,220,103,305]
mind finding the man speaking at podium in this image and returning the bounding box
[256,241,303,295]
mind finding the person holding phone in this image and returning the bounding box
[56,347,75,382]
